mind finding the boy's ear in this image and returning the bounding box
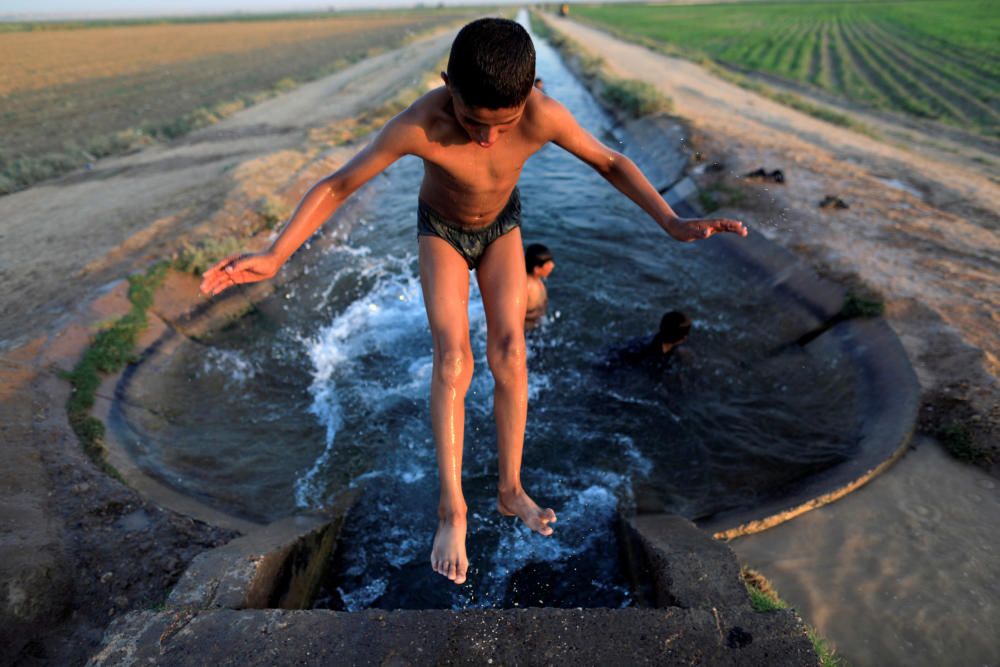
[440,71,449,87]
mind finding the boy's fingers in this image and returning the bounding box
[203,272,234,296]
[714,218,747,235]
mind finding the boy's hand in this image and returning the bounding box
[666,216,748,242]
[200,252,280,297]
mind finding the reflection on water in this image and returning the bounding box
[116,13,860,609]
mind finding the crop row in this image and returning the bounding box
[575,3,998,136]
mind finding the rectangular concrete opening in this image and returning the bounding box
[270,511,658,611]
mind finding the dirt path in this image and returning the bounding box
[0,29,453,353]
[546,15,999,667]
[731,436,1000,667]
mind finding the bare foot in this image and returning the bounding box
[497,488,557,536]
[430,512,469,585]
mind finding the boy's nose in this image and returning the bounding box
[479,127,499,145]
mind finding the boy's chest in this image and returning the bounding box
[422,136,537,190]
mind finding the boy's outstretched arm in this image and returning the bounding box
[200,110,422,296]
[544,98,747,242]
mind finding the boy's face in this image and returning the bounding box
[443,74,526,148]
[533,259,555,279]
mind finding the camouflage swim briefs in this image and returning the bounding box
[417,187,521,270]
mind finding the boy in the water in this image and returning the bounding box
[201,18,746,586]
[524,243,554,329]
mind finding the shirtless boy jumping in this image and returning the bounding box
[201,18,746,586]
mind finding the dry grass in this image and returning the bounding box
[0,10,472,191]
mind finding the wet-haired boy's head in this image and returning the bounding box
[447,18,536,109]
[525,243,554,275]
[657,311,691,345]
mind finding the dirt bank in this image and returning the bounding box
[0,29,454,354]
[0,29,455,666]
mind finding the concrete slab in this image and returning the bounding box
[625,514,748,610]
[89,605,817,667]
[167,490,357,611]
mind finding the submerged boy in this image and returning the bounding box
[201,18,746,586]
[525,243,554,329]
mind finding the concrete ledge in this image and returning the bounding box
[89,511,819,665]
[89,606,817,667]
[624,515,749,610]
[167,489,357,611]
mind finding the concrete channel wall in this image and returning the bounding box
[89,507,819,666]
[88,28,918,664]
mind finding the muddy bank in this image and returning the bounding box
[0,322,238,667]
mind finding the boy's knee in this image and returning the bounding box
[487,333,526,375]
[435,347,474,388]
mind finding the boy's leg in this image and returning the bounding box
[475,227,557,536]
[419,235,474,585]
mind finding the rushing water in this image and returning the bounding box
[117,14,859,610]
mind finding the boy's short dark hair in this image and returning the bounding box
[658,311,691,344]
[447,18,536,109]
[525,243,553,273]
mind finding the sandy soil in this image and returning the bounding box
[731,436,1000,667]
[546,15,1000,666]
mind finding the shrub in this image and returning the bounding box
[173,237,244,275]
[257,196,292,231]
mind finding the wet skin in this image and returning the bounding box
[200,74,746,586]
[525,258,554,328]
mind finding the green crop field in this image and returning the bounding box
[573,1,1000,137]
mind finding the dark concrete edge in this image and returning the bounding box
[88,513,820,666]
[164,487,360,612]
[657,158,920,544]
[88,605,819,667]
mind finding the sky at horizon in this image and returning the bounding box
[0,0,510,19]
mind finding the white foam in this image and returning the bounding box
[338,578,387,612]
[198,347,257,384]
[293,250,500,509]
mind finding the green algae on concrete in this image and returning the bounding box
[65,261,169,480]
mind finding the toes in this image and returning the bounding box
[446,561,457,581]
[543,508,557,523]
[539,524,554,537]
[455,562,468,585]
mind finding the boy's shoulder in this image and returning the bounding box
[398,87,449,130]
[402,87,566,140]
